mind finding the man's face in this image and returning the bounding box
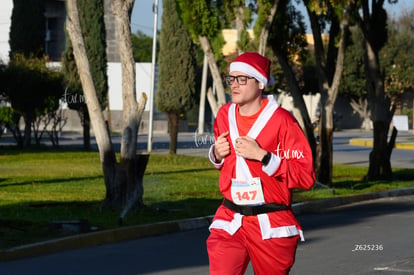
[227,72,262,106]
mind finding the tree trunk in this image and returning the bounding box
[198,35,226,116]
[235,6,244,53]
[366,95,395,181]
[23,114,32,147]
[167,112,179,154]
[118,153,149,223]
[368,122,391,180]
[206,87,219,117]
[82,108,91,150]
[68,0,149,217]
[361,25,394,181]
[315,100,334,184]
[350,98,371,130]
[275,52,316,157]
[305,4,349,185]
[197,0,280,117]
[258,0,279,55]
[112,0,148,217]
[66,0,118,208]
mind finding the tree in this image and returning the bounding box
[7,0,52,147]
[2,54,64,147]
[354,0,397,181]
[62,0,108,150]
[177,0,282,117]
[269,0,351,184]
[9,0,45,59]
[177,0,227,116]
[341,7,414,131]
[66,0,147,221]
[5,0,64,147]
[340,27,371,130]
[222,0,281,55]
[300,0,352,184]
[381,10,414,109]
[156,0,196,154]
[222,0,254,53]
[255,0,281,55]
[268,0,317,158]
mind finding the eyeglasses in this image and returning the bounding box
[224,75,256,86]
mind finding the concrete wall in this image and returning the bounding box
[107,62,155,111]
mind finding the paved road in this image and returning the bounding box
[291,195,414,275]
[1,195,413,274]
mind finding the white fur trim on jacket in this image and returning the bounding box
[209,214,304,241]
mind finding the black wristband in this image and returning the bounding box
[261,152,271,166]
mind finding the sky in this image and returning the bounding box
[130,0,413,37]
[131,0,163,36]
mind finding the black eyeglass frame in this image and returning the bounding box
[224,75,257,86]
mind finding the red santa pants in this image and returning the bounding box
[207,217,300,275]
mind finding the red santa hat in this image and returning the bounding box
[229,52,273,87]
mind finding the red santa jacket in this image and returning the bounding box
[209,95,315,240]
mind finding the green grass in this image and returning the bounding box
[0,148,413,249]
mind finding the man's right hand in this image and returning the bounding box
[214,131,230,162]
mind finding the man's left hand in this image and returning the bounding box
[234,136,267,161]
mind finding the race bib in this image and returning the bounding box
[231,177,265,205]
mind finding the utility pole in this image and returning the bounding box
[198,54,208,135]
[147,0,158,152]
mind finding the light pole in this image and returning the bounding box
[147,0,158,152]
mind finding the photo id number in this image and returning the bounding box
[352,244,383,252]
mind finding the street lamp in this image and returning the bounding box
[147,0,158,152]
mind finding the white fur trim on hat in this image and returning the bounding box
[230,62,268,87]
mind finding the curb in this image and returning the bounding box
[2,187,414,262]
[349,139,414,150]
[0,216,213,262]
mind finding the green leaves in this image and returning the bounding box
[177,0,222,41]
[156,0,196,113]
